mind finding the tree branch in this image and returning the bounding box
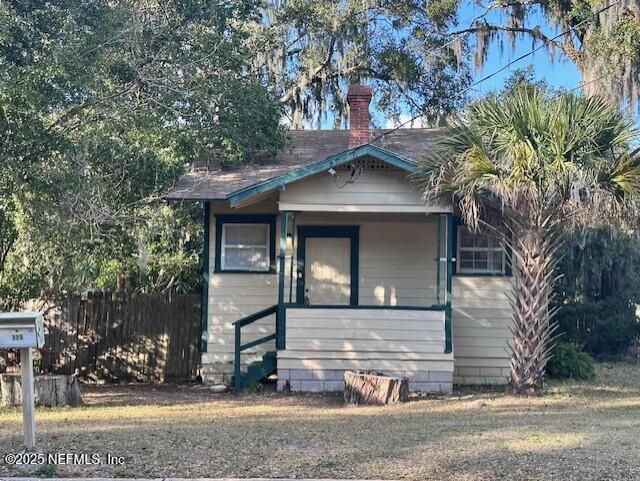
[448,23,581,61]
[278,37,338,104]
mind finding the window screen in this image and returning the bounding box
[221,223,270,271]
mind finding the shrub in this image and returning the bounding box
[555,299,639,357]
[546,342,596,380]
[33,464,57,478]
[554,227,640,358]
[247,382,264,393]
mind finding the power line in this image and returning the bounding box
[369,0,623,145]
[557,70,617,97]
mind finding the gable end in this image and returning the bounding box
[226,144,417,207]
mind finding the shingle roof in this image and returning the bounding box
[166,128,446,200]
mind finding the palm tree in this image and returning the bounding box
[418,86,640,395]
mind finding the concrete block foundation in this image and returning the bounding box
[277,368,453,393]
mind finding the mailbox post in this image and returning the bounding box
[0,312,44,449]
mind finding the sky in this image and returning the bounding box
[465,6,582,97]
[312,4,586,130]
[381,4,584,128]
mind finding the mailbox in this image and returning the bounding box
[0,311,44,448]
[0,311,45,349]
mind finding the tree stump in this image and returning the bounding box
[0,374,83,407]
[344,371,409,405]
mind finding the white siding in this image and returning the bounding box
[279,307,453,373]
[201,194,513,387]
[202,205,447,382]
[201,200,279,380]
[278,167,448,212]
[285,212,446,307]
[452,276,513,384]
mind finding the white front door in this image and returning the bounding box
[304,237,351,305]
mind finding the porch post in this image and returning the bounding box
[200,201,210,353]
[277,211,289,350]
[444,213,454,353]
[435,214,441,305]
[288,211,297,303]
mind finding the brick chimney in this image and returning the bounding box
[347,83,373,148]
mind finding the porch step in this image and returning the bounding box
[233,350,277,391]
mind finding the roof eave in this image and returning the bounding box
[226,144,418,207]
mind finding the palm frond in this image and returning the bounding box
[417,86,639,227]
[415,85,639,396]
[599,148,640,200]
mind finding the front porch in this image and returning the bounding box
[277,306,453,392]
[232,209,457,393]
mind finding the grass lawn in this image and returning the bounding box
[1,362,639,480]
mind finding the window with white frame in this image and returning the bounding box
[457,226,506,274]
[220,223,271,272]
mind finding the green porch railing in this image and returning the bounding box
[233,304,278,392]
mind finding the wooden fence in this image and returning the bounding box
[1,292,201,383]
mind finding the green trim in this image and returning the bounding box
[445,213,454,354]
[444,308,452,354]
[277,213,288,349]
[296,225,360,306]
[288,212,297,303]
[200,202,211,353]
[233,304,278,392]
[454,273,511,278]
[451,216,459,275]
[284,303,446,311]
[166,195,228,202]
[232,304,278,327]
[505,229,513,276]
[435,214,442,305]
[214,214,276,273]
[227,144,417,207]
[240,333,277,351]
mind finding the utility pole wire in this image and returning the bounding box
[368,0,623,145]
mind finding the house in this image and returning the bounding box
[167,84,513,393]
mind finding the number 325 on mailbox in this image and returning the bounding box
[0,312,45,349]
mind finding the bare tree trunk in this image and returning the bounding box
[509,226,560,396]
[344,371,408,405]
[0,374,83,407]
